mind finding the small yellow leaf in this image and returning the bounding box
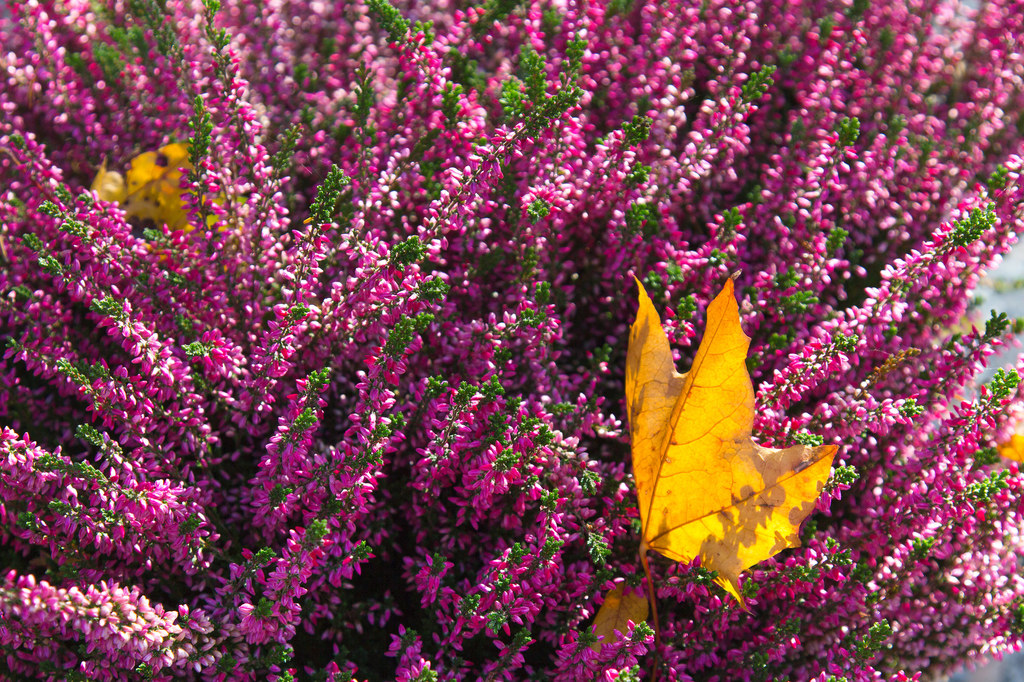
[91,158,127,203]
[591,584,649,650]
[91,144,232,236]
[90,144,199,231]
[999,434,1024,462]
[625,277,837,606]
[121,142,192,231]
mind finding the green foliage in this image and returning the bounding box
[123,0,182,59]
[391,235,427,267]
[973,446,1001,468]
[623,114,651,145]
[605,0,636,18]
[984,310,1011,340]
[718,207,742,242]
[780,290,818,315]
[500,78,526,121]
[988,368,1020,400]
[987,164,1010,190]
[366,0,410,43]
[520,45,547,104]
[89,296,127,322]
[418,277,450,302]
[308,165,351,224]
[949,206,997,247]
[837,117,860,147]
[833,332,858,353]
[897,398,924,418]
[741,65,776,103]
[1011,599,1024,635]
[201,0,230,56]
[60,218,88,239]
[527,198,551,224]
[303,519,328,548]
[625,202,654,235]
[442,83,464,124]
[183,341,213,357]
[290,407,318,436]
[845,0,870,19]
[540,537,563,562]
[826,465,859,492]
[93,42,126,85]
[354,70,375,128]
[188,95,213,170]
[855,620,893,661]
[586,531,611,565]
[818,16,836,42]
[793,432,825,446]
[910,536,936,560]
[306,368,332,394]
[474,0,526,37]
[178,513,202,535]
[384,316,417,358]
[269,484,292,506]
[774,267,800,290]
[966,470,1010,504]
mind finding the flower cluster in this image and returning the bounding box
[3,0,1024,679]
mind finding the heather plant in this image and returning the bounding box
[3,0,1024,680]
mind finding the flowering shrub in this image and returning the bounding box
[3,0,1024,679]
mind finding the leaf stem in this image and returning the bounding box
[640,542,661,681]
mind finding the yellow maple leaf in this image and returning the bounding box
[91,143,218,233]
[625,277,837,606]
[999,434,1024,462]
[591,584,649,651]
[121,142,192,230]
[90,158,127,204]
